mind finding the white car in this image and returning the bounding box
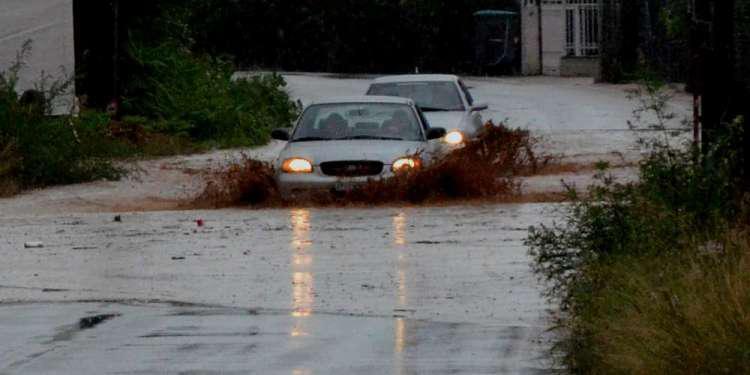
[366,74,488,146]
[271,96,446,197]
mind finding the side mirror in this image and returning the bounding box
[271,128,291,141]
[426,127,447,140]
[471,102,489,112]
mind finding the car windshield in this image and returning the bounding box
[291,103,424,142]
[367,81,465,111]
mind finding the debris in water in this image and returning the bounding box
[72,246,98,250]
[415,241,442,245]
[24,241,44,249]
[196,219,205,227]
[113,215,122,223]
[79,314,120,330]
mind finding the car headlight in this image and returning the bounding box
[444,130,465,145]
[282,158,313,174]
[392,157,421,172]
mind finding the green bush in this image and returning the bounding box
[123,42,298,147]
[526,81,747,372]
[0,45,126,193]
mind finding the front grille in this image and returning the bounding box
[320,161,384,177]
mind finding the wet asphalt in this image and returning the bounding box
[0,205,557,374]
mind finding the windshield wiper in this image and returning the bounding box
[419,106,455,112]
[339,135,405,141]
[291,137,331,142]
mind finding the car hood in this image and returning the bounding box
[278,140,426,165]
[424,111,467,131]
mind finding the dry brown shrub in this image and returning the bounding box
[342,122,537,204]
[193,157,280,208]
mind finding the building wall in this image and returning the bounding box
[540,4,566,75]
[522,0,601,76]
[522,1,567,75]
[521,3,541,75]
[0,0,74,113]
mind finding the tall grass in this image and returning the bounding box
[526,79,748,373]
[583,233,750,374]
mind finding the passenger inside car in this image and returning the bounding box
[382,110,413,139]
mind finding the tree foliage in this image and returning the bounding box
[175,0,518,73]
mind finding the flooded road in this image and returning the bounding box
[0,204,555,374]
[0,73,681,372]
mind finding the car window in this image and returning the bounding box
[292,103,424,142]
[458,80,474,106]
[367,81,465,112]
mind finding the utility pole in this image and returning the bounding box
[537,0,543,74]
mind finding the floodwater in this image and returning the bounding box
[0,204,556,374]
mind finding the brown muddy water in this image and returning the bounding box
[193,123,561,209]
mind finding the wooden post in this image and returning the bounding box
[693,93,701,148]
[701,0,735,149]
[112,0,120,112]
[537,0,544,75]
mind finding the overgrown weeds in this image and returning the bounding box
[194,122,538,208]
[526,79,748,373]
[0,43,126,195]
[1,36,299,197]
[580,232,750,374]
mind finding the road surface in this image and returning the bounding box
[1,205,555,374]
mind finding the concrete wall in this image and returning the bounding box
[521,0,565,75]
[522,0,601,77]
[540,4,565,75]
[522,1,566,75]
[521,3,541,75]
[560,56,601,77]
[0,0,75,113]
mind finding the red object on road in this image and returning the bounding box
[196,219,205,227]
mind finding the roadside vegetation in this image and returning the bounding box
[1,2,298,197]
[114,2,299,153]
[122,42,298,150]
[0,44,128,196]
[526,79,749,373]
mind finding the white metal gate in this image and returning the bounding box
[565,0,601,56]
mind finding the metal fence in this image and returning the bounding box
[565,0,601,56]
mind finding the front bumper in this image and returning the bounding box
[276,168,396,198]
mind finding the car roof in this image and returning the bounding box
[372,74,460,84]
[309,95,414,106]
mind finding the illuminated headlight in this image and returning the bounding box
[282,158,313,174]
[444,130,465,145]
[392,157,421,172]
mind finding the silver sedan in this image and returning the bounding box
[271,96,446,198]
[366,74,488,147]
